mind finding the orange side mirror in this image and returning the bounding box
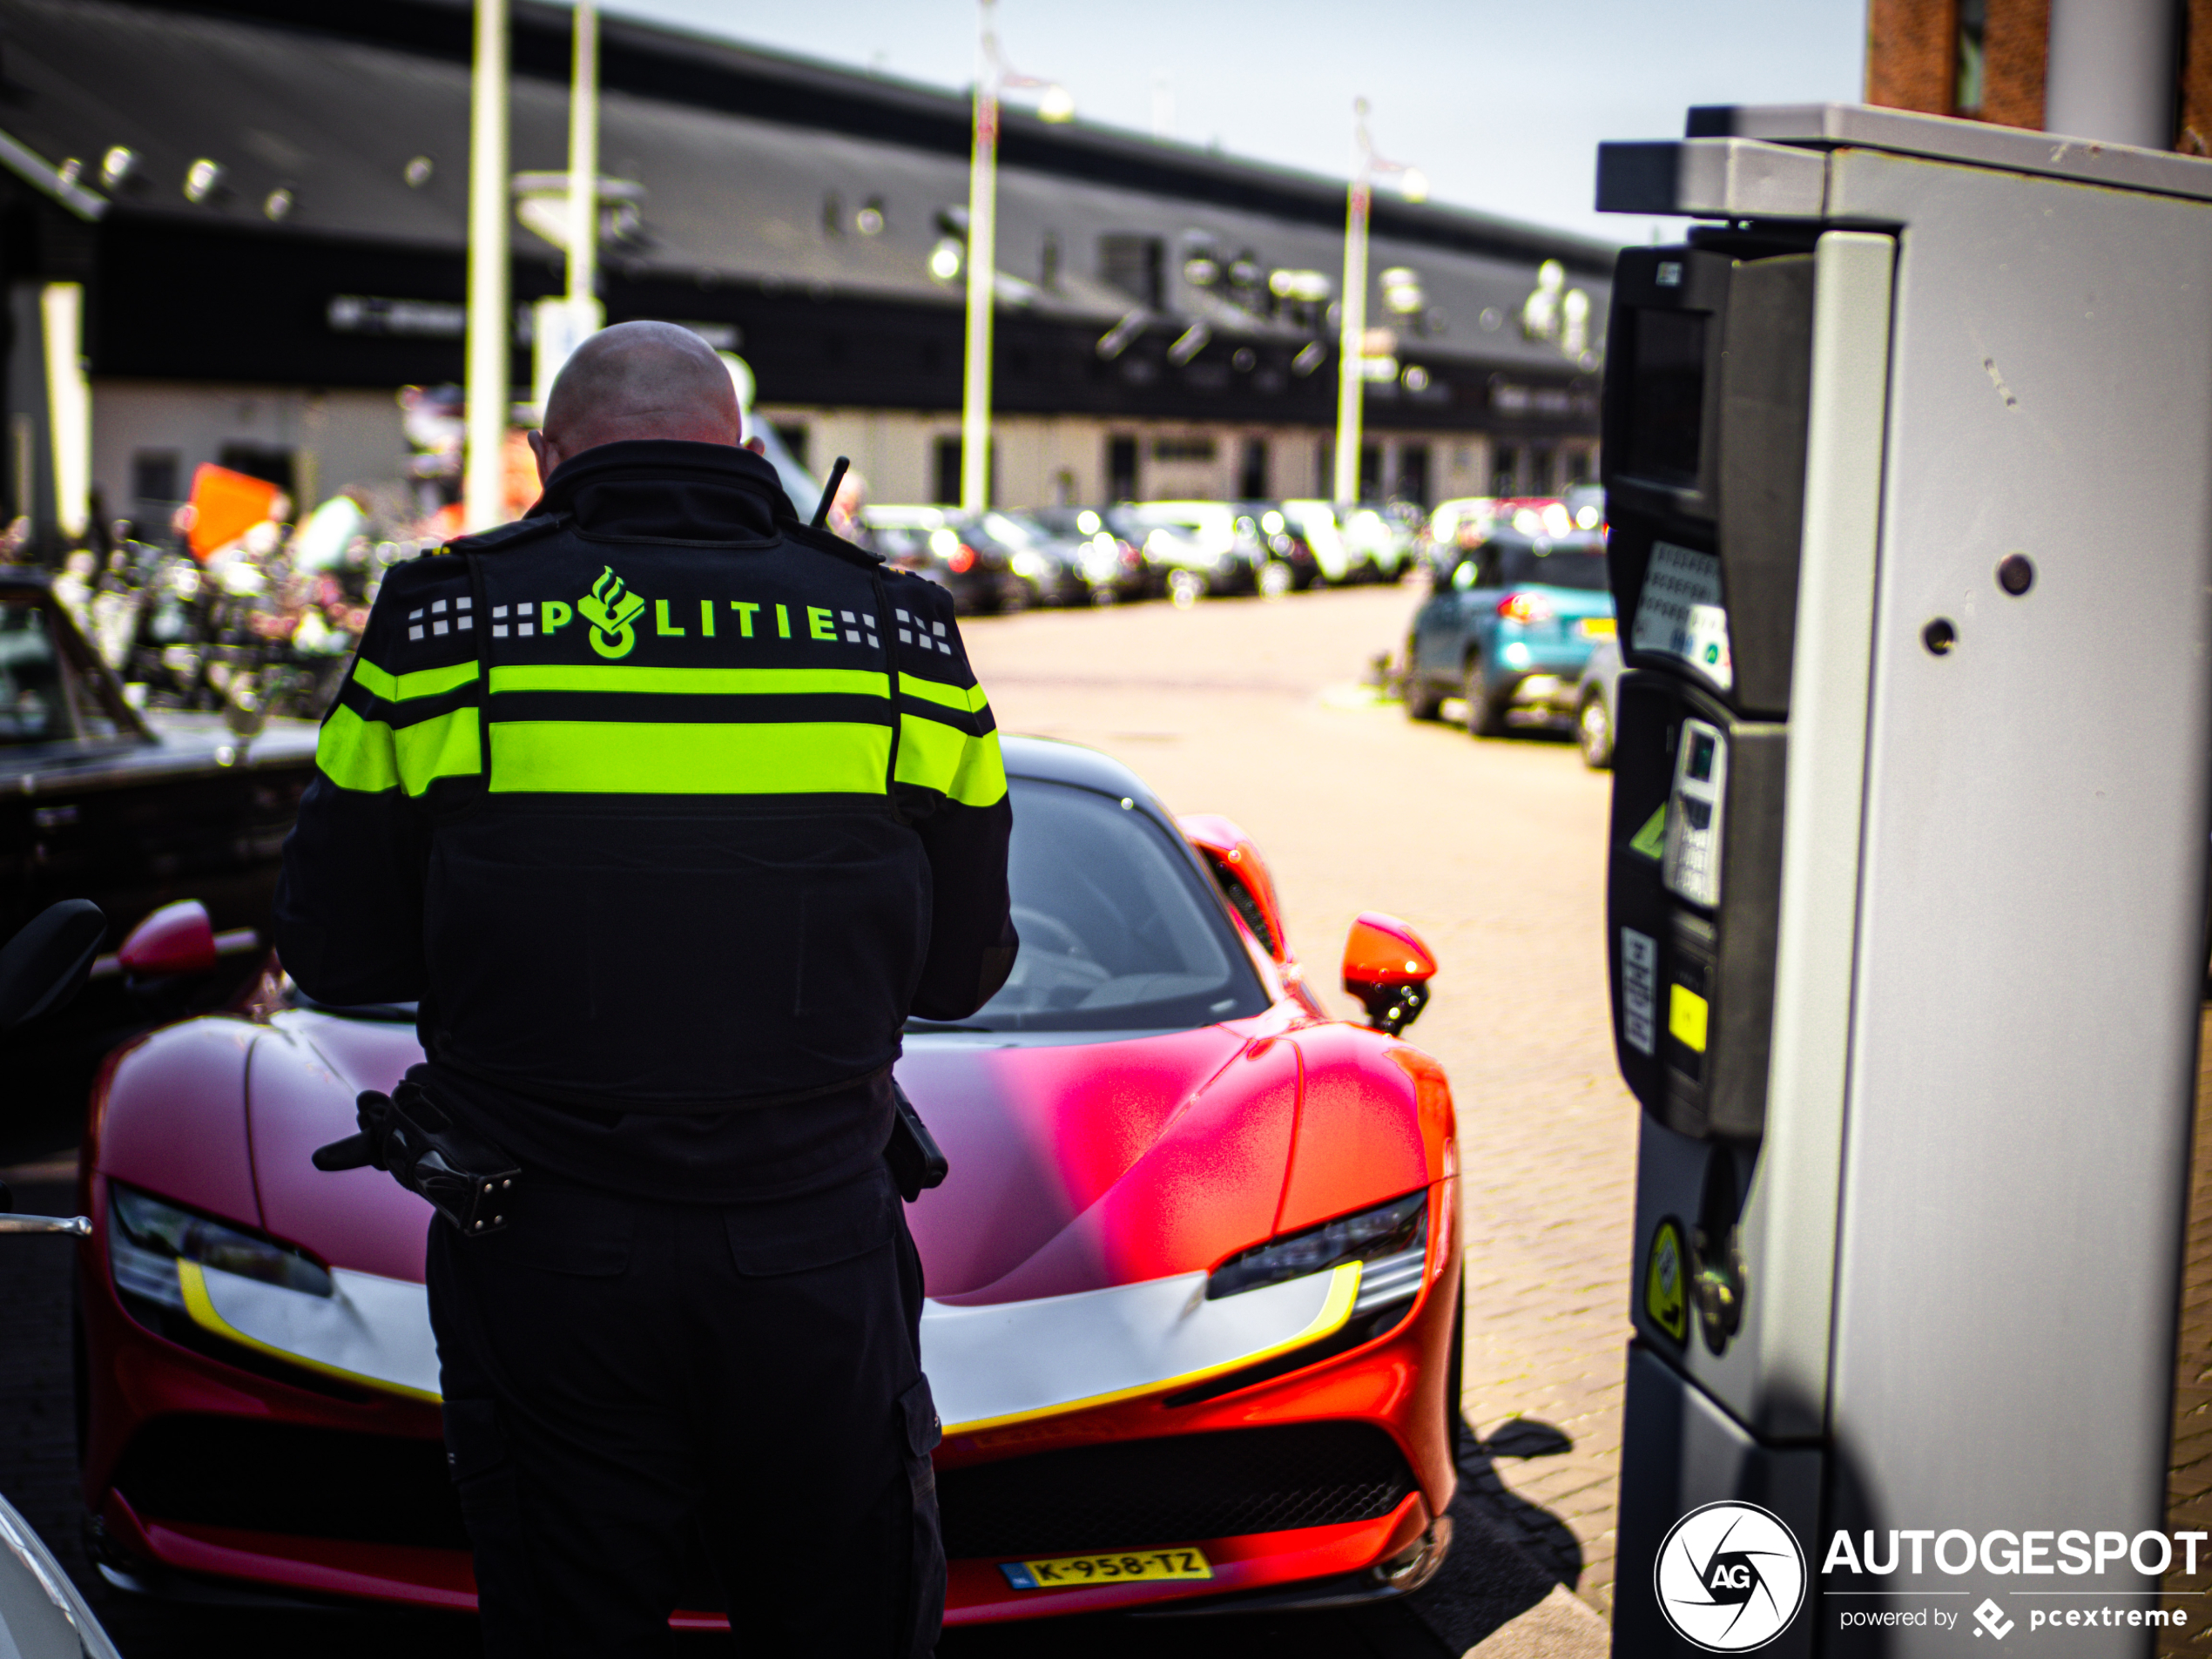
[118,900,219,978]
[1342,912,1436,1034]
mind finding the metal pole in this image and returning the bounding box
[2045,0,2178,150]
[463,0,510,531]
[565,1,601,323]
[959,0,999,513]
[1332,99,1372,508]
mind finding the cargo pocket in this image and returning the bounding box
[898,1373,946,1659]
[443,1397,543,1656]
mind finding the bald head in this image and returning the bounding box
[529,320,751,483]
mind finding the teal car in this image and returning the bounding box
[1403,525,1615,737]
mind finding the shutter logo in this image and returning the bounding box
[1655,1501,1805,1650]
[577,567,645,658]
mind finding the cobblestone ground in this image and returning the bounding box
[963,582,1639,1618]
[2159,1008,2212,1653]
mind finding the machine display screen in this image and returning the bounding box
[1687,731,1716,782]
[1622,308,1709,488]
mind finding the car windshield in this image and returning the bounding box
[0,604,69,743]
[1497,544,1609,590]
[936,778,1272,1034]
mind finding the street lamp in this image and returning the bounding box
[959,0,1068,512]
[1332,98,1420,508]
[462,0,509,531]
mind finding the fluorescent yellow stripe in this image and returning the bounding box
[176,1259,442,1406]
[315,703,400,792]
[896,716,1006,807]
[392,706,482,796]
[942,1261,1363,1435]
[490,720,889,794]
[489,664,888,698]
[899,676,989,715]
[353,658,479,703]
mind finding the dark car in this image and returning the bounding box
[1402,527,1615,737]
[968,511,1091,609]
[1232,503,1322,591]
[0,568,318,1148]
[861,507,1025,615]
[1020,508,1151,602]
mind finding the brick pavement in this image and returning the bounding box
[963,584,1641,1622]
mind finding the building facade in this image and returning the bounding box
[1866,0,2212,152]
[0,0,1612,543]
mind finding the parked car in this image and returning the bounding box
[1231,503,1321,591]
[1019,509,1150,602]
[76,737,1464,1627]
[1116,502,1261,598]
[1573,637,1622,769]
[0,898,125,1659]
[1337,505,1415,583]
[0,568,317,1150]
[1276,502,1353,585]
[968,511,1091,608]
[1403,525,1615,737]
[860,507,1025,614]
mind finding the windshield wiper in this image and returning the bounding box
[904,1018,993,1033]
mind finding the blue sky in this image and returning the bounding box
[604,0,1869,244]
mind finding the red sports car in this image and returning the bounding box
[74,736,1463,1626]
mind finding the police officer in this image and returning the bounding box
[274,322,1015,1658]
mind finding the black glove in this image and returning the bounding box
[312,1080,521,1236]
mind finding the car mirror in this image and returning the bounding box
[118,900,219,977]
[0,899,105,1032]
[1178,813,1290,962]
[1342,912,1437,1035]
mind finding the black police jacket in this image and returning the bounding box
[274,441,1016,1111]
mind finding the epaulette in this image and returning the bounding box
[781,518,886,570]
[441,514,572,558]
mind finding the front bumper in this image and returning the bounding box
[79,1173,1462,1625]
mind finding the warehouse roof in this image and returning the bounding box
[0,0,1610,375]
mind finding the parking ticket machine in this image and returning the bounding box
[1598,109,2212,1656]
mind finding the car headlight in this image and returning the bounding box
[1207,1190,1427,1310]
[108,1184,332,1318]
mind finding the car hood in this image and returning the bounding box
[233,1008,1440,1303]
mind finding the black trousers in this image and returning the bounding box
[425,1161,944,1658]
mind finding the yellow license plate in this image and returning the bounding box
[1000,1547,1214,1591]
[1580,616,1617,638]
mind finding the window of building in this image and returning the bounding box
[1531,446,1555,495]
[1150,436,1215,463]
[1359,442,1382,501]
[1398,443,1431,507]
[1238,437,1268,500]
[1315,438,1331,494]
[218,443,294,497]
[1107,435,1139,501]
[1954,0,1986,116]
[1566,448,1593,487]
[132,450,181,504]
[1492,444,1522,497]
[934,436,961,507]
[1099,235,1164,309]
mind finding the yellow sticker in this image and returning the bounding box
[1629,804,1667,861]
[1669,983,1709,1052]
[1646,1218,1687,1343]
